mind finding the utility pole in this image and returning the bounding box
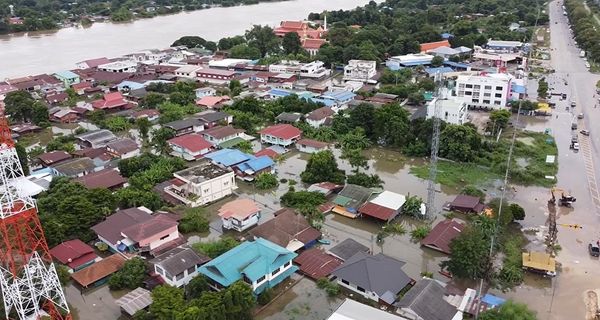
[426,71,444,219]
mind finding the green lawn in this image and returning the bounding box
[410,161,502,190]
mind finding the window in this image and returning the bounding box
[284,261,291,268]
[494,101,502,105]
[466,84,473,89]
[496,86,503,91]
[341,279,350,285]
[176,273,184,281]
[271,267,280,276]
[203,188,209,194]
[472,99,479,103]
[156,266,164,276]
[256,275,266,284]
[473,85,480,89]
[483,93,491,97]
[186,266,195,275]
[485,85,492,90]
[495,93,502,98]
[483,100,491,104]
[224,181,229,186]
[357,286,366,292]
[465,91,472,96]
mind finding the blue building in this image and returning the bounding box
[53,70,80,88]
[198,238,298,294]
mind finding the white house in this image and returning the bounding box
[97,61,138,73]
[269,60,303,74]
[165,160,237,207]
[296,139,329,154]
[343,60,377,82]
[150,247,210,287]
[175,65,202,79]
[259,124,302,147]
[454,73,512,110]
[201,126,244,147]
[218,198,261,232]
[299,61,330,78]
[167,134,214,161]
[427,97,468,125]
[195,87,217,99]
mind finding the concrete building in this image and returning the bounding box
[454,73,512,110]
[53,70,81,87]
[97,61,138,73]
[174,65,202,79]
[165,160,237,207]
[427,97,468,125]
[343,60,377,82]
[300,61,330,78]
[150,247,210,287]
[218,198,261,232]
[386,54,434,70]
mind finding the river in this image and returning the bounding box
[0,0,381,79]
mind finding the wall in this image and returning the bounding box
[336,278,379,301]
[137,226,179,250]
[188,172,236,207]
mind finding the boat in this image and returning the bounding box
[318,239,331,245]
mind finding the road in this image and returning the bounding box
[506,1,600,319]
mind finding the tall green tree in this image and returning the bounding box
[300,150,345,184]
[479,300,537,320]
[441,222,493,280]
[108,257,146,290]
[135,117,151,141]
[32,102,49,126]
[4,91,34,122]
[245,25,280,57]
[439,124,482,162]
[151,127,176,155]
[171,36,207,48]
[15,143,29,176]
[149,285,186,320]
[282,32,302,55]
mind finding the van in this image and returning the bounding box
[572,122,578,130]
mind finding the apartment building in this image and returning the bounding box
[454,73,512,110]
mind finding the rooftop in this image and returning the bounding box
[150,246,210,277]
[76,129,118,145]
[115,287,152,316]
[174,160,232,184]
[218,198,260,220]
[37,151,72,165]
[395,278,458,320]
[74,168,126,189]
[49,239,97,270]
[91,207,153,244]
[327,299,407,320]
[420,219,465,254]
[71,254,126,288]
[202,125,243,139]
[259,124,302,140]
[167,134,213,153]
[54,70,80,79]
[52,157,95,176]
[294,248,343,280]
[204,148,253,167]
[327,238,370,261]
[249,208,321,251]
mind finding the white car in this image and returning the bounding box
[586,62,591,68]
[572,142,580,151]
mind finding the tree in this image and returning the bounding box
[439,124,482,162]
[218,35,246,50]
[115,187,163,211]
[150,285,186,320]
[245,25,280,57]
[143,93,166,108]
[282,32,302,55]
[488,109,511,135]
[410,225,431,241]
[4,91,34,122]
[229,44,261,60]
[373,103,411,147]
[441,226,492,280]
[171,36,207,48]
[193,237,239,258]
[32,102,49,126]
[151,127,176,155]
[186,275,210,300]
[280,190,326,208]
[108,257,146,290]
[537,77,548,99]
[135,117,151,141]
[402,195,424,217]
[255,173,279,190]
[479,300,536,320]
[509,203,526,221]
[178,207,209,233]
[341,147,368,172]
[300,150,345,184]
[461,185,486,202]
[431,55,444,67]
[223,281,255,319]
[15,143,29,176]
[234,140,253,154]
[347,172,384,188]
[56,265,71,286]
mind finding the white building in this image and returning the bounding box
[196,87,216,98]
[454,73,512,110]
[269,60,303,74]
[175,65,202,79]
[343,60,377,82]
[427,97,468,125]
[166,160,237,207]
[150,247,209,288]
[218,198,261,232]
[97,61,138,73]
[300,61,330,78]
[386,54,434,69]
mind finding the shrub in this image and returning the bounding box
[255,173,279,190]
[178,207,210,233]
[317,278,340,297]
[257,288,274,305]
[410,225,431,241]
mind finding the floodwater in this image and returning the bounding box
[0,0,383,79]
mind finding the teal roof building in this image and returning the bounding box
[198,238,298,294]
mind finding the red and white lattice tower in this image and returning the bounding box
[0,118,70,320]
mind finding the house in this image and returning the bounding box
[198,238,298,294]
[196,111,233,128]
[53,70,81,87]
[45,92,69,105]
[71,81,93,95]
[196,87,217,98]
[106,138,139,159]
[248,208,321,252]
[115,287,153,318]
[331,253,413,305]
[76,57,111,69]
[218,198,261,232]
[420,219,465,254]
[174,65,202,79]
[50,239,99,272]
[71,254,126,289]
[10,124,42,135]
[150,246,210,287]
[485,40,523,52]
[275,112,302,124]
[454,73,512,110]
[204,148,254,168]
[307,182,343,196]
[306,107,334,128]
[343,60,377,82]
[201,125,244,148]
[327,238,370,262]
[50,108,79,123]
[76,129,117,148]
[92,207,182,256]
[167,134,214,160]
[328,299,409,320]
[395,278,460,320]
[427,97,468,125]
[92,92,129,111]
[37,151,72,168]
[294,248,343,280]
[164,118,205,136]
[358,191,406,222]
[132,109,160,122]
[234,155,275,181]
[296,139,329,154]
[259,124,302,147]
[165,160,237,207]
[196,69,237,85]
[74,168,127,190]
[302,38,328,56]
[254,148,280,160]
[332,184,374,218]
[448,195,484,214]
[98,61,138,73]
[52,157,95,177]
[420,40,451,53]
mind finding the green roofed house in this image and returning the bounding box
[332,184,375,218]
[53,70,81,88]
[198,238,298,294]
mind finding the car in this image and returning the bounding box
[572,122,578,130]
[590,242,600,257]
[571,142,580,151]
[581,129,590,136]
[572,134,579,143]
[578,113,584,119]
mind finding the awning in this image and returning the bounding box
[522,251,556,273]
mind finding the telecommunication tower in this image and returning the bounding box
[425,72,444,219]
[0,118,70,320]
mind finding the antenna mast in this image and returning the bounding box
[426,72,444,219]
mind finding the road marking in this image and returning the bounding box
[578,135,600,214]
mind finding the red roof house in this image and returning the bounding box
[294,248,343,280]
[259,124,302,147]
[302,38,327,55]
[37,151,72,167]
[448,195,484,214]
[92,92,129,110]
[46,92,69,105]
[420,219,465,254]
[167,134,214,160]
[196,95,231,109]
[50,239,98,271]
[420,40,451,53]
[71,254,126,289]
[296,139,329,154]
[71,81,93,95]
[254,148,279,160]
[74,168,127,190]
[274,21,310,37]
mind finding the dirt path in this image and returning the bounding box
[584,290,599,320]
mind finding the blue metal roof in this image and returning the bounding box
[198,238,297,287]
[205,149,252,167]
[309,98,336,107]
[117,81,145,91]
[321,90,356,102]
[482,294,506,307]
[441,32,454,39]
[236,155,274,172]
[54,70,79,79]
[425,67,454,75]
[443,61,470,69]
[268,89,292,97]
[511,84,527,94]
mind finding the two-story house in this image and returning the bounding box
[53,70,81,88]
[259,124,302,147]
[167,134,214,161]
[106,138,140,159]
[150,246,210,287]
[198,238,298,294]
[306,107,335,128]
[218,198,261,232]
[164,160,237,207]
[201,126,244,148]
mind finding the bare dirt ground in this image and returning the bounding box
[584,290,600,320]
